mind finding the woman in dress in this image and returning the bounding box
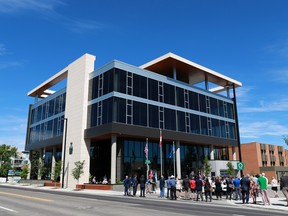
[271,176,279,198]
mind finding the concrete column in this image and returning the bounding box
[173,66,177,80]
[51,146,56,180]
[38,149,43,180]
[232,147,237,161]
[111,135,117,184]
[176,141,181,179]
[210,146,214,160]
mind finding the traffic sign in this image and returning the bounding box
[237,162,245,170]
[145,160,151,164]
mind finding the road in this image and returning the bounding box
[0,186,286,216]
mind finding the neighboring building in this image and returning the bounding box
[25,53,242,188]
[235,142,288,182]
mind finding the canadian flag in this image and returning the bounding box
[159,129,162,147]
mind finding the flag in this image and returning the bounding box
[169,143,175,159]
[144,143,148,159]
[159,129,162,147]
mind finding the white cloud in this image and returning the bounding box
[272,68,288,84]
[0,44,9,56]
[0,0,65,14]
[240,121,288,139]
[239,98,288,113]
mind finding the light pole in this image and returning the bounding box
[62,117,68,188]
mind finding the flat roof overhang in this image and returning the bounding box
[140,52,242,92]
[27,68,68,98]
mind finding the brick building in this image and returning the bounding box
[234,142,288,182]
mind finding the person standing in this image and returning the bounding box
[132,175,138,196]
[123,175,131,196]
[190,176,196,200]
[240,174,251,204]
[159,175,165,198]
[183,175,190,200]
[195,176,204,201]
[215,177,222,200]
[280,172,288,206]
[271,176,279,198]
[166,176,171,199]
[139,175,146,197]
[204,178,212,202]
[233,177,242,200]
[258,173,271,205]
[170,175,177,200]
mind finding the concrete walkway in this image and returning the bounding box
[1,183,287,212]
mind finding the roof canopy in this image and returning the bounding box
[140,52,242,92]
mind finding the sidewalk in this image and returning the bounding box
[1,183,287,212]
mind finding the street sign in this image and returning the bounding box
[145,160,151,164]
[237,162,245,170]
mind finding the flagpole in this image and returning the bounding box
[173,141,176,177]
[160,129,163,177]
[146,138,149,180]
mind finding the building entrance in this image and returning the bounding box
[90,140,111,183]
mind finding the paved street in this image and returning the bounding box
[0,183,287,216]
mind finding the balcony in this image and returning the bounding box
[269,145,274,151]
[279,155,284,163]
[270,155,276,162]
[278,146,283,153]
[260,144,266,151]
[261,154,267,162]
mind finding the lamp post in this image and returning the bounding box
[62,117,68,188]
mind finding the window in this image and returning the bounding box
[133,101,147,126]
[164,108,176,130]
[148,105,159,128]
[148,79,158,102]
[164,83,175,105]
[176,87,184,108]
[177,111,185,132]
[133,74,147,99]
[114,68,126,93]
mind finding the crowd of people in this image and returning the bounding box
[122,172,288,206]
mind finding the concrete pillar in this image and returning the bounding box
[111,135,117,184]
[176,141,181,179]
[232,147,237,161]
[173,66,177,80]
[51,146,56,180]
[38,149,43,180]
[210,145,214,160]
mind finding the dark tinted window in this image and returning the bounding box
[189,91,199,111]
[149,104,159,128]
[103,69,114,95]
[148,79,158,102]
[176,87,184,108]
[164,108,176,130]
[114,68,126,93]
[133,74,147,98]
[133,101,147,126]
[113,97,126,123]
[177,111,185,132]
[164,83,175,105]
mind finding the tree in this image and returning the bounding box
[72,160,85,185]
[203,156,212,177]
[30,151,48,180]
[52,160,62,183]
[226,161,235,176]
[0,144,18,177]
[284,136,288,146]
[20,165,29,180]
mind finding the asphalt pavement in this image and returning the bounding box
[1,183,287,213]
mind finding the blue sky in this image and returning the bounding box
[0,0,288,151]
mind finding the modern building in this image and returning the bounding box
[25,53,242,188]
[235,142,288,181]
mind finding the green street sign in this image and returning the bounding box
[145,160,151,164]
[237,162,245,170]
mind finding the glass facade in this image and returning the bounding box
[89,67,236,140]
[29,91,66,144]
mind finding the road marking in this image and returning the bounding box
[0,191,54,202]
[0,206,18,213]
